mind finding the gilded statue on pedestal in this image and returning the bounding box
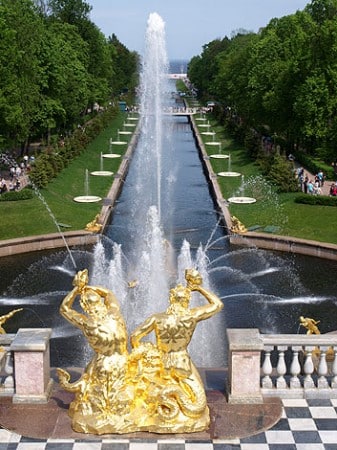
[58,268,223,435]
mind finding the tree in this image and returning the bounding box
[188,38,230,100]
[0,0,45,150]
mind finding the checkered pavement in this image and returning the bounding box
[1,398,337,449]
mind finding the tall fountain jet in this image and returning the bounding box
[91,12,227,366]
[93,13,177,334]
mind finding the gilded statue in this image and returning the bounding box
[0,308,23,334]
[230,216,247,234]
[58,268,223,434]
[299,316,334,363]
[299,316,320,335]
[85,214,102,233]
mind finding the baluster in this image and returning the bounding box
[331,346,337,388]
[276,346,288,389]
[261,346,273,389]
[317,346,329,389]
[0,349,14,393]
[303,346,315,389]
[290,346,302,389]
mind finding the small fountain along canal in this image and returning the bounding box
[1,14,337,370]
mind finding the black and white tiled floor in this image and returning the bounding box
[1,398,337,449]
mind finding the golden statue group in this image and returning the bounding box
[57,268,223,435]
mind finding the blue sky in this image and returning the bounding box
[87,0,310,60]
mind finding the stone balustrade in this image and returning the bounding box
[0,328,53,404]
[4,327,337,405]
[227,328,337,403]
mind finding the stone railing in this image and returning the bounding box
[0,328,52,403]
[227,328,337,403]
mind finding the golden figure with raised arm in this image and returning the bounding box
[299,316,320,335]
[130,268,224,432]
[0,308,23,334]
[58,268,223,434]
[57,269,130,434]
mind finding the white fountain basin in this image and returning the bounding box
[218,171,241,177]
[73,195,102,203]
[102,154,122,159]
[228,196,256,204]
[210,154,230,159]
[90,171,114,176]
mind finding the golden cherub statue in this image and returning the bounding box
[58,268,223,434]
[85,214,102,233]
[230,216,247,233]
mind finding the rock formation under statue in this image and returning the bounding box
[57,268,223,434]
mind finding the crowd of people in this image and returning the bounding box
[296,166,336,196]
[0,152,30,195]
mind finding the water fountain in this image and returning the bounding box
[217,153,241,177]
[1,12,337,377]
[90,153,114,177]
[102,135,126,160]
[73,169,102,202]
[228,174,257,204]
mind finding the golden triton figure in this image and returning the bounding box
[0,308,23,334]
[58,268,223,434]
[130,268,224,433]
[299,316,320,335]
[57,269,131,434]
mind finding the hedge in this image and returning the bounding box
[0,188,34,201]
[294,194,337,206]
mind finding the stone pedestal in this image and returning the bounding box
[227,329,264,404]
[11,328,53,404]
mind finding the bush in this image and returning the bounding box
[0,188,34,201]
[294,194,337,206]
[27,105,118,187]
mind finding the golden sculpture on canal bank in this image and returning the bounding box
[58,268,223,435]
[230,216,247,234]
[85,214,102,233]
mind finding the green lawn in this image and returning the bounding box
[0,112,133,239]
[194,114,337,245]
[1,107,337,246]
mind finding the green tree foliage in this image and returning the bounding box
[188,38,230,101]
[0,0,138,152]
[188,0,337,176]
[108,34,139,96]
[0,0,44,148]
